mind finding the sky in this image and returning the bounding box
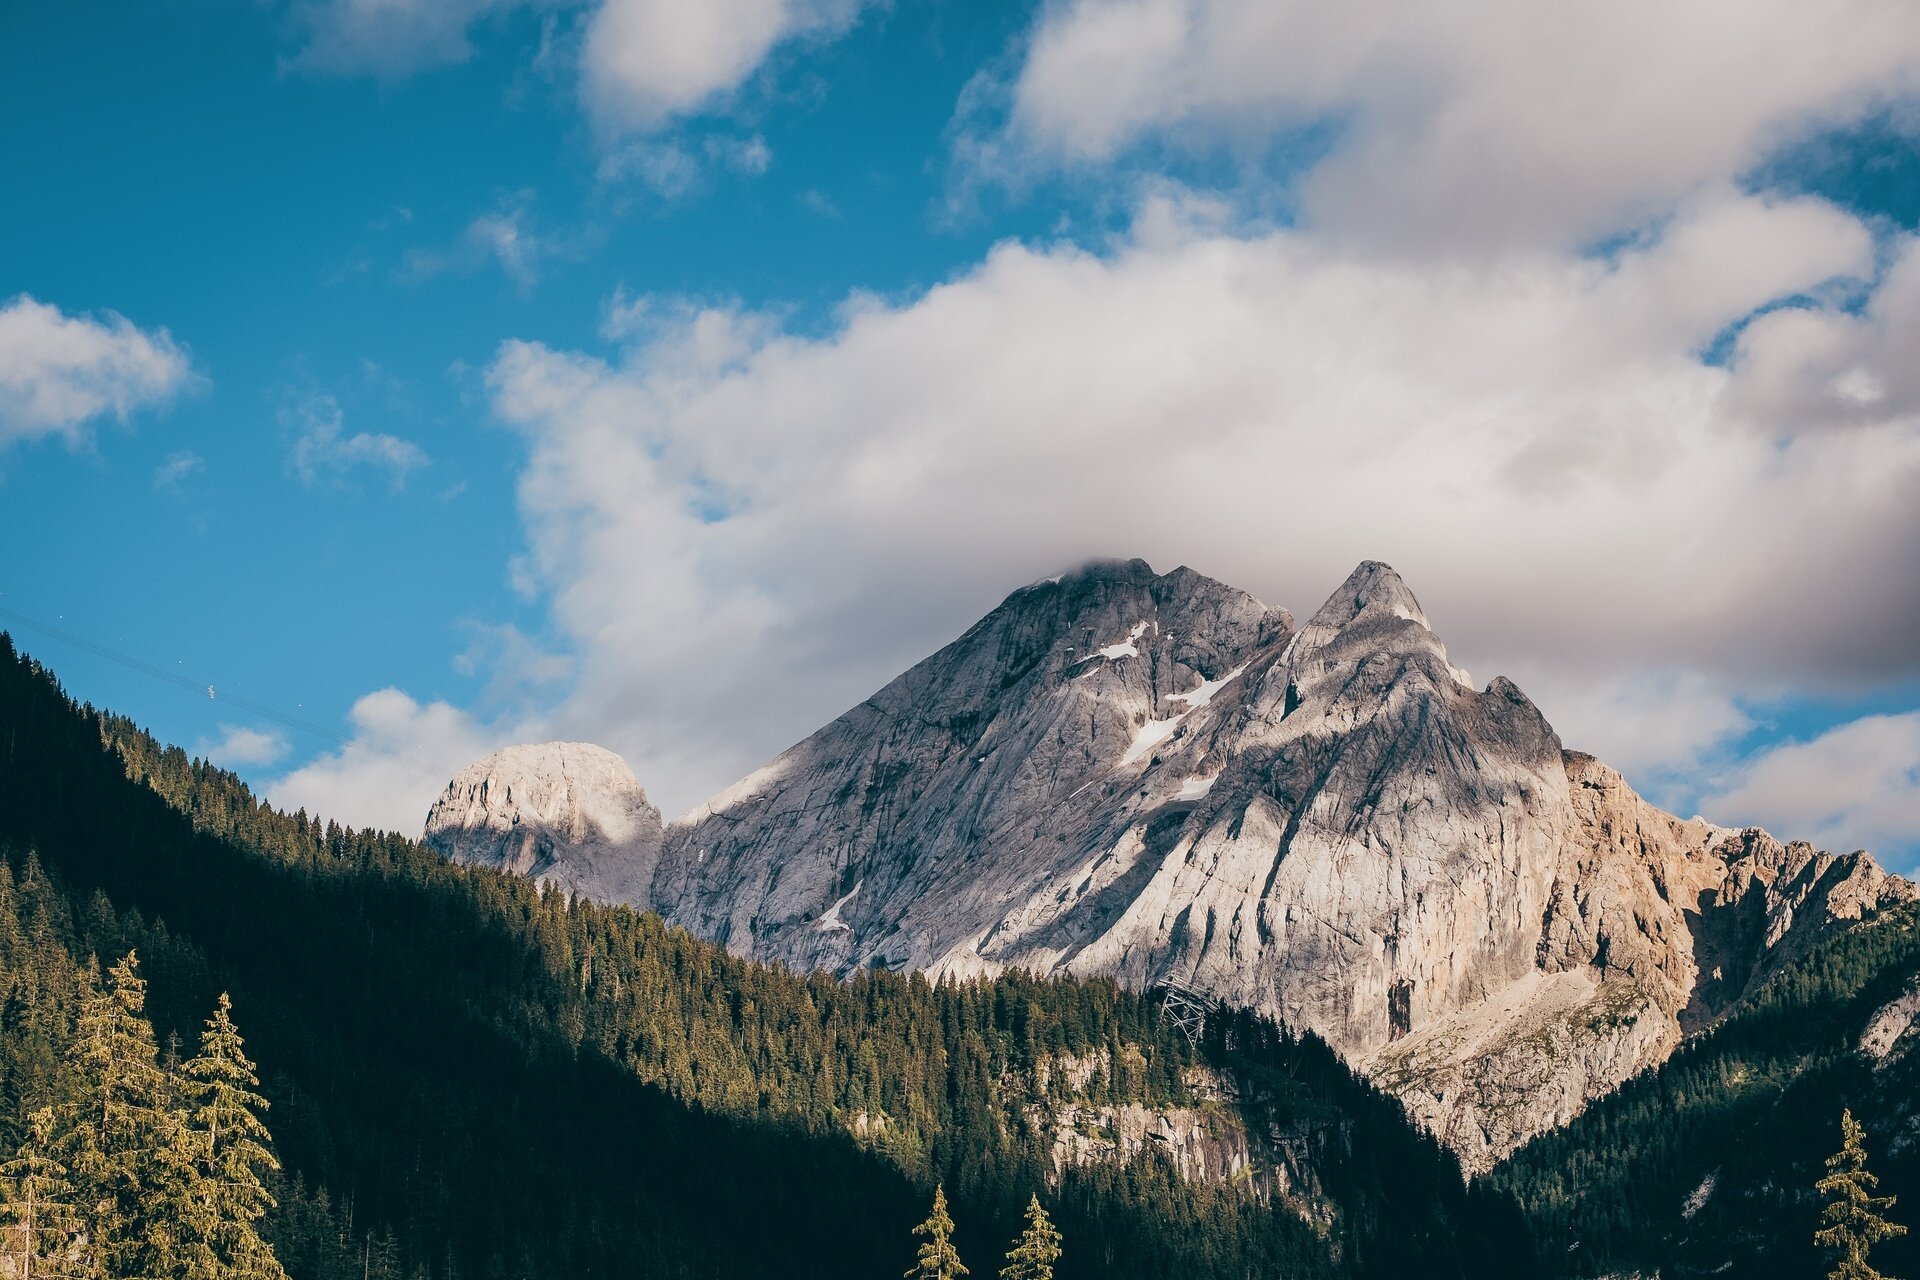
[2,0,1919,870]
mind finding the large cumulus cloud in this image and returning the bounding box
[468,190,1918,833]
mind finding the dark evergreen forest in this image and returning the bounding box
[0,635,1534,1280]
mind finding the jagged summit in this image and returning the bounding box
[1279,559,1481,701]
[1303,559,1430,631]
[423,560,1912,1170]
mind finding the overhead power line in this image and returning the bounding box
[0,601,452,780]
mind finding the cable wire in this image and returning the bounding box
[0,602,452,779]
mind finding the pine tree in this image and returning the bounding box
[906,1185,968,1280]
[55,952,200,1280]
[0,1107,85,1280]
[183,993,287,1280]
[999,1195,1060,1280]
[1815,1108,1909,1280]
[366,1226,402,1280]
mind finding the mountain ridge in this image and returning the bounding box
[423,558,1913,1169]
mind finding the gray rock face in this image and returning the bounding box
[426,560,1913,1169]
[651,558,1290,978]
[423,742,663,903]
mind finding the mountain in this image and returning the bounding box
[0,632,1538,1280]
[425,559,1913,1170]
[423,741,663,903]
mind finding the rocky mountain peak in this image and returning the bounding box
[1275,559,1475,703]
[1305,559,1430,632]
[423,742,664,902]
[423,560,1912,1172]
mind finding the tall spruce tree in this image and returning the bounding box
[55,952,200,1280]
[0,1107,84,1280]
[1816,1108,1909,1280]
[999,1195,1060,1280]
[183,993,286,1280]
[906,1185,968,1280]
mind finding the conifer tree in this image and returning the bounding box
[55,952,200,1280]
[0,1107,84,1280]
[906,1185,968,1280]
[366,1226,402,1280]
[999,1194,1060,1280]
[1816,1108,1909,1280]
[183,993,287,1280]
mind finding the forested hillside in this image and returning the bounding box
[0,634,1533,1280]
[1492,900,1920,1278]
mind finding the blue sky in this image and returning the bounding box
[3,0,1919,868]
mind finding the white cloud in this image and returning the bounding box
[990,0,1920,250]
[0,295,194,447]
[284,394,430,492]
[1703,713,1920,863]
[196,724,291,768]
[798,188,843,220]
[265,9,1920,857]
[285,0,510,78]
[1728,235,1920,432]
[443,188,1920,818]
[580,0,868,135]
[1505,666,1761,789]
[267,690,502,837]
[709,132,773,176]
[152,450,206,492]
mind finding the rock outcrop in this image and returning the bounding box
[1372,754,1915,1164]
[423,742,664,903]
[426,560,1913,1170]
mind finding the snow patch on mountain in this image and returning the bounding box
[815,881,862,933]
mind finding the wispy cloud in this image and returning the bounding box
[151,450,205,492]
[453,621,575,708]
[286,0,873,153]
[0,295,195,447]
[798,188,842,220]
[403,191,589,289]
[284,394,429,492]
[596,132,772,197]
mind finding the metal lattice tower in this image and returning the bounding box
[1157,978,1214,1046]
